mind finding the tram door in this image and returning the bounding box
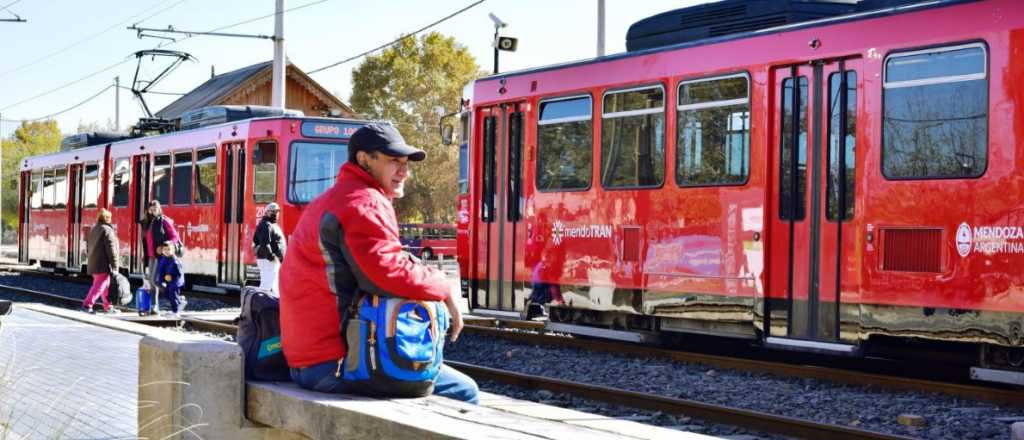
[67,164,84,271]
[220,142,246,286]
[475,102,527,315]
[130,155,151,274]
[767,58,861,349]
[18,172,31,263]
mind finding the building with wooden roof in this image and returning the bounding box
[155,60,356,120]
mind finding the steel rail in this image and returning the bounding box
[3,267,240,306]
[462,325,1024,408]
[0,282,85,307]
[447,360,914,440]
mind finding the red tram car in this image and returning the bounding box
[454,0,1024,384]
[18,106,370,293]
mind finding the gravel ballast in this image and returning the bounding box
[446,332,1024,440]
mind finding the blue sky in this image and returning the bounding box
[0,0,703,137]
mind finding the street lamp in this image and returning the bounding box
[489,13,517,75]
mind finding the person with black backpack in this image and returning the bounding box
[252,202,286,295]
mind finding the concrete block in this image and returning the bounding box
[1012,422,1024,440]
[138,331,302,439]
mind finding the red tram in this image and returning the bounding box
[455,0,1024,384]
[18,106,370,293]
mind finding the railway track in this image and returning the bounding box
[464,325,1024,408]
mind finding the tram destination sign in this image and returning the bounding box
[301,121,363,139]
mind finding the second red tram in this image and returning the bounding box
[456,0,1024,383]
[19,107,370,292]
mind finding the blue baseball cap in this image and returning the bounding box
[349,123,426,162]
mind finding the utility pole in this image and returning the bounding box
[271,0,286,109]
[129,0,287,109]
[489,13,508,75]
[114,76,120,130]
[597,0,606,57]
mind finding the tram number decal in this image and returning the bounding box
[301,122,363,139]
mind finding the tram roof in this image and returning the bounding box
[20,115,368,171]
[475,0,967,84]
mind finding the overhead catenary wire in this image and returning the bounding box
[0,0,325,114]
[0,0,23,18]
[0,0,187,78]
[0,59,130,113]
[307,0,487,75]
[1,84,113,124]
[116,85,183,96]
[154,0,328,48]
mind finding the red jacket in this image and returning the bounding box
[280,162,451,368]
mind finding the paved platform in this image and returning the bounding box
[0,306,138,439]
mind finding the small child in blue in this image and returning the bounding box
[156,240,186,315]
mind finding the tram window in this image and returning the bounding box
[112,158,130,207]
[458,143,469,194]
[288,141,347,203]
[173,151,193,205]
[883,44,987,179]
[42,169,54,209]
[537,96,593,191]
[84,163,100,208]
[601,86,664,188]
[152,154,171,205]
[677,74,750,186]
[53,168,67,209]
[194,148,217,204]
[253,141,278,203]
[458,113,469,195]
[827,71,857,221]
[779,76,808,221]
[29,173,41,209]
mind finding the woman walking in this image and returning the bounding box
[81,209,119,314]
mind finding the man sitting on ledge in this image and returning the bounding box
[279,123,478,403]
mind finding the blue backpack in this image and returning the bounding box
[341,294,448,397]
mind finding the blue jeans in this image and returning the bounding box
[290,360,479,404]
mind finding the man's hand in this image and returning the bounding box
[444,295,463,342]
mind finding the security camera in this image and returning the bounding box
[489,13,507,28]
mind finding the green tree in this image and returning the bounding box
[350,32,481,223]
[1,120,62,241]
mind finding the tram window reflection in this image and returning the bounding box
[288,141,347,203]
[152,154,171,205]
[53,168,67,209]
[42,169,54,210]
[882,44,987,179]
[194,148,217,205]
[84,163,100,208]
[677,74,750,186]
[601,85,665,188]
[112,158,130,207]
[173,151,193,205]
[537,95,593,191]
[253,141,278,203]
[30,173,41,210]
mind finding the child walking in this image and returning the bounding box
[155,240,186,315]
